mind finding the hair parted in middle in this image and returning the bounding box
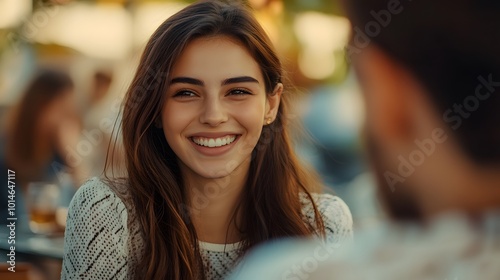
[114,0,326,279]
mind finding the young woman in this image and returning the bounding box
[61,1,353,279]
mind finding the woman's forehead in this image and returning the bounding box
[169,36,264,83]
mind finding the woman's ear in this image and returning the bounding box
[264,83,283,125]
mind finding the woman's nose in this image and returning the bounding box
[199,97,228,126]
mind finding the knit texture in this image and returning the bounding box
[61,177,353,279]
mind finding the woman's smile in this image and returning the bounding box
[191,134,238,148]
[189,134,241,156]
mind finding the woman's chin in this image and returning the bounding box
[192,167,234,180]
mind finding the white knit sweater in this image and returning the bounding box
[61,177,353,279]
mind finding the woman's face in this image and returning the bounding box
[162,36,281,179]
[43,88,76,126]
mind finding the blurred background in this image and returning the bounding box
[0,0,382,279]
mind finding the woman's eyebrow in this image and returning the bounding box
[170,77,204,86]
[170,76,259,86]
[222,76,259,85]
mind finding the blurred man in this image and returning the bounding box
[230,0,500,279]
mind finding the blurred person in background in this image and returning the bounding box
[230,0,500,279]
[87,70,113,109]
[0,68,85,229]
[80,69,126,177]
[61,1,353,279]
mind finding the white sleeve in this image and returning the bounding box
[61,177,130,279]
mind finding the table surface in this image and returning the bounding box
[0,230,64,260]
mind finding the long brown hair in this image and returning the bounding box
[116,1,325,278]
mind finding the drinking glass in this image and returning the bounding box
[27,182,61,234]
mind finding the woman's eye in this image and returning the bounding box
[228,89,252,96]
[173,90,197,98]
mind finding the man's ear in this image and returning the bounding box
[356,46,420,150]
[264,83,283,124]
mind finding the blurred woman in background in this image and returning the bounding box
[2,68,83,186]
[0,68,86,230]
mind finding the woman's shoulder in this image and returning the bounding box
[64,177,134,255]
[300,192,353,243]
[73,176,121,199]
[63,177,136,279]
[299,192,352,222]
[69,177,132,219]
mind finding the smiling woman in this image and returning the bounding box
[163,36,279,180]
[61,1,353,280]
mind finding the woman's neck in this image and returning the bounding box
[182,159,250,244]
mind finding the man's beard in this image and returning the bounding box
[365,129,423,222]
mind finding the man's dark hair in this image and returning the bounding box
[344,0,500,164]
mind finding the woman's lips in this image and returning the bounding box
[189,134,241,156]
[191,135,237,148]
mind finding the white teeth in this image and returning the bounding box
[192,135,237,148]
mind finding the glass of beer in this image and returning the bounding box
[27,182,61,234]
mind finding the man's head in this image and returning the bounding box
[344,0,500,221]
